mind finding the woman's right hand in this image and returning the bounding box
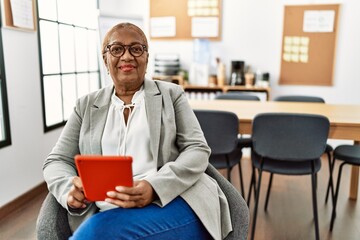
[67,176,88,209]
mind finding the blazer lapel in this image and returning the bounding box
[144,79,163,166]
[90,85,113,155]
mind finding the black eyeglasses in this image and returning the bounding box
[106,43,147,58]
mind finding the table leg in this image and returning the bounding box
[349,141,360,200]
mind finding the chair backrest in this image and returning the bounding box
[252,113,330,161]
[274,95,325,103]
[216,92,260,101]
[194,110,239,155]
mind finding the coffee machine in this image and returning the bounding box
[230,61,245,85]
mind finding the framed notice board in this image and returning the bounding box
[279,4,340,86]
[1,0,36,31]
[149,0,222,41]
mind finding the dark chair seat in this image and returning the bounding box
[332,145,360,164]
[252,153,321,175]
[210,148,243,170]
[330,145,360,231]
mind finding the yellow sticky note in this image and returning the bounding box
[284,45,292,53]
[284,36,292,45]
[293,37,300,45]
[283,53,291,62]
[301,37,310,46]
[300,54,309,63]
[291,54,299,62]
[291,46,300,53]
[300,46,308,54]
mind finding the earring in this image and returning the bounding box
[107,69,109,75]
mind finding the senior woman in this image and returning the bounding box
[42,22,232,240]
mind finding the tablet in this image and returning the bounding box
[75,155,133,201]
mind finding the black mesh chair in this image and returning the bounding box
[274,95,334,203]
[249,113,330,240]
[329,145,360,231]
[194,109,246,197]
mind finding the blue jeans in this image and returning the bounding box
[70,197,213,240]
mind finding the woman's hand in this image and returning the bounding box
[105,180,156,208]
[67,176,89,209]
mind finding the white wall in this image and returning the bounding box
[0,28,62,207]
[102,0,360,104]
[0,0,358,207]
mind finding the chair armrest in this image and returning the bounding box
[36,192,72,240]
[205,164,250,240]
[37,166,250,240]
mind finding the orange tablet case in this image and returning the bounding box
[75,155,133,201]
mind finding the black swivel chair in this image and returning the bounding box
[249,113,330,240]
[274,95,334,203]
[329,145,360,230]
[194,109,246,197]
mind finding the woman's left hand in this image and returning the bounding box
[105,180,156,208]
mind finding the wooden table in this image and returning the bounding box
[190,99,360,200]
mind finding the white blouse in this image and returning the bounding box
[97,87,156,211]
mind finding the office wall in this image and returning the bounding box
[0,28,62,206]
[102,0,360,104]
[0,0,358,207]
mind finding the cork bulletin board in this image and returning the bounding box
[1,0,36,31]
[149,0,222,41]
[279,4,340,86]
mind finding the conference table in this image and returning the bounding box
[189,99,360,200]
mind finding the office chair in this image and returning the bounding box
[274,95,334,203]
[194,109,246,198]
[216,92,260,146]
[329,145,360,231]
[36,164,250,240]
[249,113,330,240]
[216,92,261,101]
[216,92,260,149]
[274,95,325,103]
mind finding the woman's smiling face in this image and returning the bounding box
[104,28,148,89]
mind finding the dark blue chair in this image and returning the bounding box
[194,109,246,198]
[216,92,260,151]
[249,113,330,240]
[274,95,334,203]
[329,145,360,231]
[216,92,261,101]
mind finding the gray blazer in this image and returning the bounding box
[43,79,232,239]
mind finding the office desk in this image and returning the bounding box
[190,99,360,200]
